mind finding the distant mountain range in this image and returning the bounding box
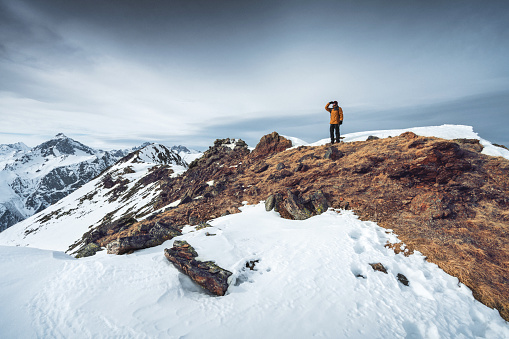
[0,133,199,231]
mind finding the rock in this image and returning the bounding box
[397,273,409,286]
[265,195,276,211]
[164,240,232,296]
[150,221,181,239]
[454,138,484,153]
[276,162,286,170]
[370,263,388,274]
[367,135,380,141]
[309,190,328,215]
[106,222,182,255]
[324,146,343,160]
[75,243,102,258]
[251,132,292,158]
[266,169,293,181]
[195,222,212,230]
[295,163,309,172]
[273,193,283,212]
[284,191,312,220]
[179,195,193,205]
[253,164,269,173]
[107,235,153,255]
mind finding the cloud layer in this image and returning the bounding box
[1,0,508,149]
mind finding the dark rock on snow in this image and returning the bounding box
[370,263,388,274]
[164,240,232,296]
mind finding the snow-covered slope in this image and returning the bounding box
[0,143,190,252]
[0,203,507,338]
[0,134,129,231]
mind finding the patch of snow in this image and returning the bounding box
[0,204,507,337]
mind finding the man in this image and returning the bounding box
[325,101,343,144]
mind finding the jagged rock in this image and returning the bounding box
[107,235,153,254]
[164,240,232,296]
[283,191,313,220]
[324,146,343,160]
[397,273,409,286]
[75,243,102,258]
[370,263,388,274]
[106,222,182,255]
[251,132,292,158]
[150,221,181,238]
[309,190,328,215]
[265,195,276,211]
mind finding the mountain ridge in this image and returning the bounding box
[0,134,196,232]
[1,125,509,322]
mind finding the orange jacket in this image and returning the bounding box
[325,103,343,124]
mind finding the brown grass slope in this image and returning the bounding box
[84,132,509,321]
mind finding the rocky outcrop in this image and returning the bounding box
[324,146,343,160]
[75,243,102,258]
[107,221,182,255]
[79,131,509,321]
[164,240,232,296]
[250,132,292,158]
[265,190,328,220]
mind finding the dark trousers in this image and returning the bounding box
[330,124,340,143]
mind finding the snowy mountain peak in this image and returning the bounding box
[54,133,68,139]
[0,142,30,152]
[34,134,95,157]
[123,143,187,167]
[171,145,192,154]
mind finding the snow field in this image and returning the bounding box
[1,203,507,338]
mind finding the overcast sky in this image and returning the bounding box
[1,0,508,150]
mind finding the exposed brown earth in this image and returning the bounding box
[76,131,509,320]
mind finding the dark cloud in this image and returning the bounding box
[0,0,508,149]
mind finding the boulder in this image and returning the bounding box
[284,191,313,220]
[324,146,343,160]
[164,240,232,296]
[397,273,410,286]
[295,163,309,172]
[251,132,292,158]
[106,222,182,254]
[75,243,102,258]
[369,263,388,274]
[309,190,328,215]
[265,195,276,211]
